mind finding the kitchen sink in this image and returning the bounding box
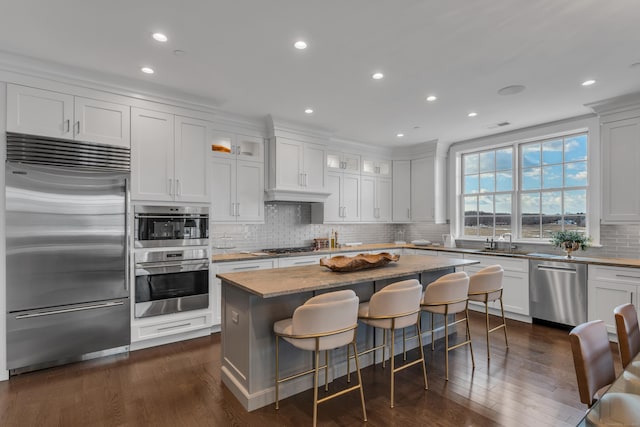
[477,248,528,256]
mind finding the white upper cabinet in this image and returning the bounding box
[411,156,435,222]
[210,134,264,223]
[408,154,446,223]
[393,160,412,222]
[271,137,327,193]
[362,157,392,177]
[210,132,264,163]
[324,172,360,222]
[7,84,130,147]
[131,108,209,203]
[327,151,360,175]
[601,112,640,223]
[174,116,210,203]
[361,176,391,222]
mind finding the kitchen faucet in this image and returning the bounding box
[498,233,514,254]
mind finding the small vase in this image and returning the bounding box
[561,241,580,259]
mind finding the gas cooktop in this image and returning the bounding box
[261,246,316,254]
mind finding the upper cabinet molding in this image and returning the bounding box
[586,92,640,116]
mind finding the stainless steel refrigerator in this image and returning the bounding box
[5,133,131,373]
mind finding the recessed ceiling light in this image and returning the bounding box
[396,133,404,138]
[152,33,168,42]
[582,79,596,86]
[426,95,437,102]
[498,85,526,96]
[468,112,477,117]
[294,41,307,50]
[372,72,384,80]
[141,67,155,74]
[631,62,640,69]
[173,49,185,56]
[304,108,314,114]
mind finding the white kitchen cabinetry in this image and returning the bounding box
[212,259,275,325]
[362,157,391,177]
[393,160,412,222]
[271,137,327,193]
[210,132,264,163]
[411,156,435,222]
[131,311,212,344]
[131,109,209,203]
[209,130,264,223]
[7,84,130,147]
[601,112,640,223]
[327,151,360,175]
[361,176,392,222]
[210,156,264,223]
[278,254,327,268]
[463,254,529,318]
[588,265,640,335]
[324,172,360,222]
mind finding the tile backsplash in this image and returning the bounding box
[211,203,640,259]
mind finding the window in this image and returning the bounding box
[520,134,588,238]
[461,132,588,240]
[462,147,513,237]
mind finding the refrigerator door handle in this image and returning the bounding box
[124,177,130,293]
[15,301,125,319]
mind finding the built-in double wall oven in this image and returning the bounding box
[134,206,209,318]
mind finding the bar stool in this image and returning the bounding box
[420,271,474,381]
[569,320,616,407]
[614,303,640,368]
[353,279,427,408]
[467,265,508,359]
[273,289,367,427]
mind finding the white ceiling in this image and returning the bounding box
[1,0,640,147]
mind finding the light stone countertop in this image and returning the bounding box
[212,242,640,268]
[216,255,477,298]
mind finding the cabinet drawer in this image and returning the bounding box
[463,254,528,272]
[589,265,640,284]
[218,260,275,273]
[137,313,210,340]
[278,255,326,268]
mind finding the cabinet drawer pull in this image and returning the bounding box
[168,178,173,195]
[233,265,261,270]
[75,120,80,135]
[294,261,315,265]
[157,322,191,331]
[65,119,70,133]
[616,274,640,280]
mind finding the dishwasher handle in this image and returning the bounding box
[536,265,578,273]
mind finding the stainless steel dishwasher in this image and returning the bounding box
[529,259,587,327]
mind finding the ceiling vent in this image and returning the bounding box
[488,121,511,129]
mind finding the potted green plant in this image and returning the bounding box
[549,230,591,259]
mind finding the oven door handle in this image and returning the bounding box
[135,260,209,275]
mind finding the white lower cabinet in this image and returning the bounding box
[278,255,327,268]
[463,254,529,317]
[588,265,640,335]
[132,312,212,342]
[212,259,275,326]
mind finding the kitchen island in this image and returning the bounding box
[217,254,477,410]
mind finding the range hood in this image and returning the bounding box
[264,188,331,203]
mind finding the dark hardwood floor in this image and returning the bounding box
[0,312,622,427]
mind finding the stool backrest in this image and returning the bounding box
[469,265,504,297]
[368,279,422,328]
[614,303,640,368]
[422,272,469,314]
[569,320,616,407]
[292,289,359,350]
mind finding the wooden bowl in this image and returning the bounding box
[319,252,400,272]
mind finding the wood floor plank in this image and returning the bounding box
[0,312,619,426]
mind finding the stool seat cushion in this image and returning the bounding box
[421,272,469,315]
[358,279,421,329]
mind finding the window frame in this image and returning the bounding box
[451,123,599,246]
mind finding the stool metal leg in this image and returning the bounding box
[499,296,509,348]
[352,341,368,422]
[275,335,280,410]
[444,310,449,381]
[485,296,491,359]
[431,312,435,351]
[390,326,396,408]
[324,350,329,392]
[403,328,407,361]
[416,320,428,390]
[466,307,475,369]
[313,347,320,427]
